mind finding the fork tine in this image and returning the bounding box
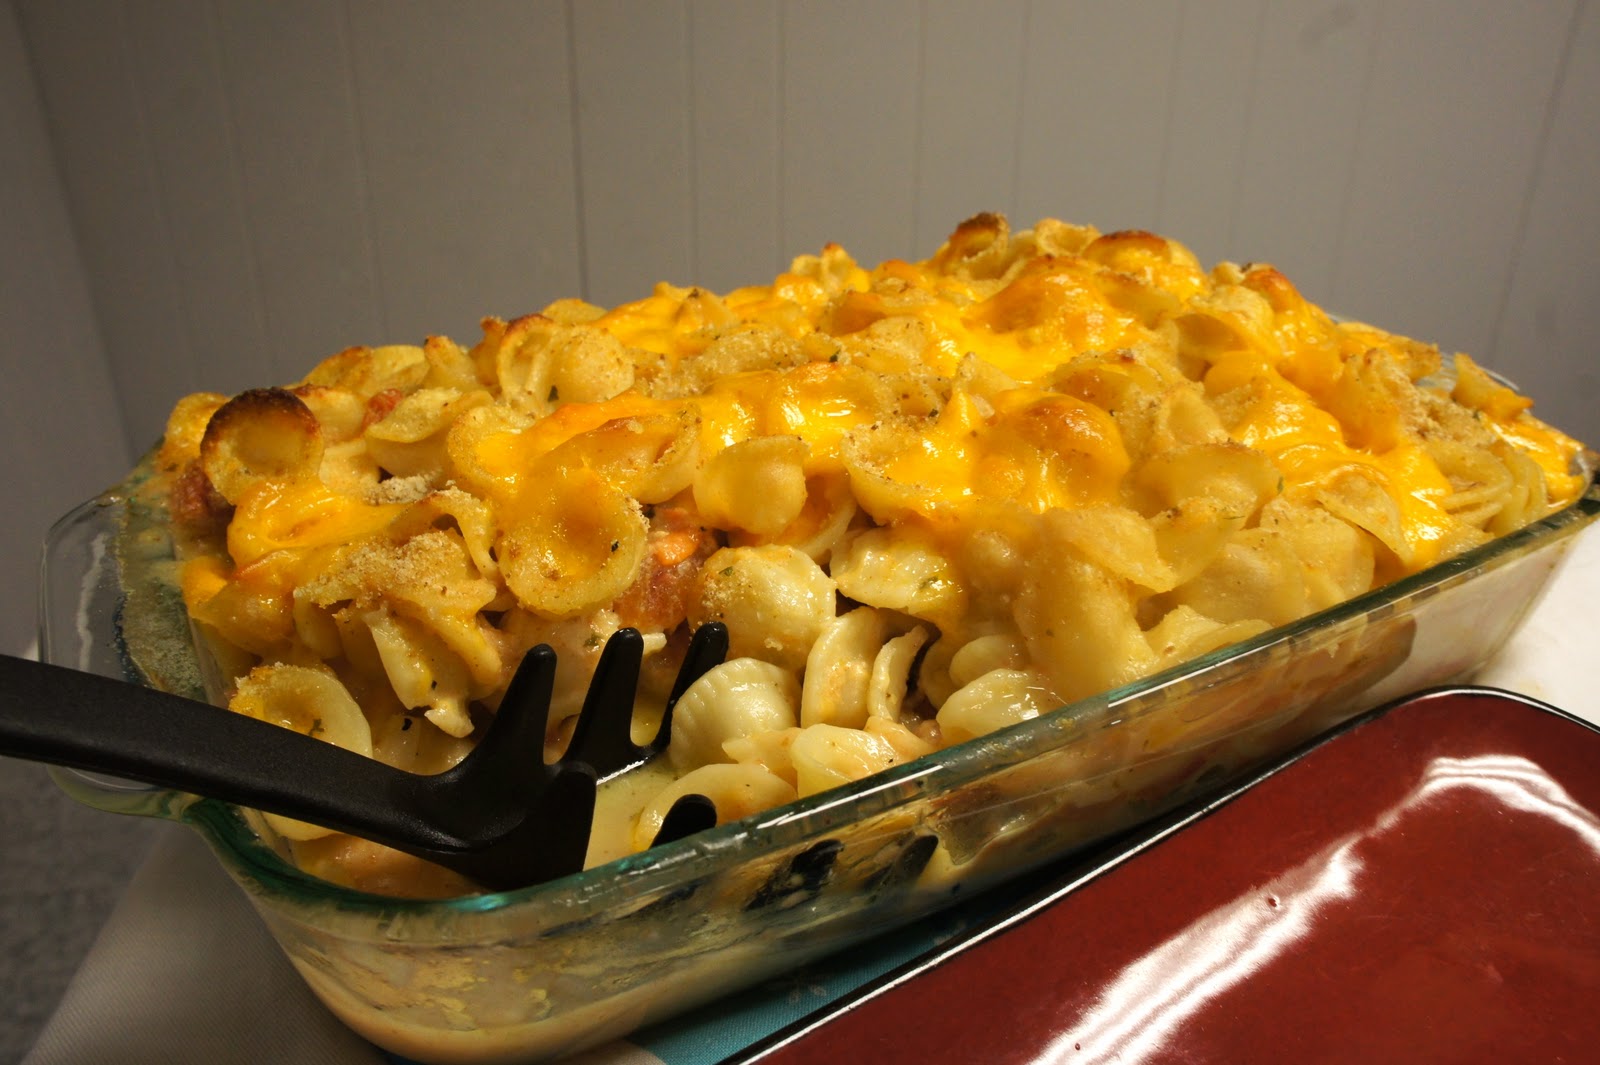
[428,644,606,888]
[563,627,646,778]
[450,643,560,797]
[649,792,717,848]
[450,623,727,885]
[453,762,598,892]
[9,622,735,892]
[435,633,566,825]
[652,622,728,751]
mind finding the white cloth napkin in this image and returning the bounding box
[25,526,1600,1065]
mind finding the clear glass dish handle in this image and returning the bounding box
[37,495,196,820]
[39,497,129,679]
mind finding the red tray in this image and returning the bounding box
[729,688,1600,1064]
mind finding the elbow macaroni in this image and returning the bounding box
[155,212,1588,897]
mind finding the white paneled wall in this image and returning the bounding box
[347,1,583,354]
[1493,0,1600,423]
[1328,5,1572,359]
[13,0,1600,456]
[1,0,128,658]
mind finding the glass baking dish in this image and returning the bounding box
[40,446,1600,1064]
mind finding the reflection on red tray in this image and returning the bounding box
[732,688,1600,1064]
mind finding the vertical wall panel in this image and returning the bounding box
[348,0,580,341]
[1228,0,1379,302]
[1,0,130,656]
[16,0,1600,458]
[17,0,192,452]
[1491,1,1600,444]
[1157,0,1266,263]
[123,0,269,400]
[914,0,1029,252]
[572,0,695,307]
[1015,1,1183,232]
[780,0,921,265]
[690,0,782,290]
[212,0,382,384]
[1328,1,1574,358]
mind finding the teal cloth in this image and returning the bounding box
[632,909,972,1064]
[626,864,1068,1065]
[375,862,1067,1065]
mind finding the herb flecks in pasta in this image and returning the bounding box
[156,214,1587,897]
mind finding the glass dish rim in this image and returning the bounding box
[48,457,1600,924]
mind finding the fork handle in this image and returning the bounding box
[0,653,466,851]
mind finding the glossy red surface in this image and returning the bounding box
[743,690,1600,1064]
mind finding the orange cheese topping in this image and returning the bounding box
[153,212,1590,899]
[561,230,1583,571]
[167,218,1587,600]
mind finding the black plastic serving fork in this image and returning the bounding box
[0,623,727,891]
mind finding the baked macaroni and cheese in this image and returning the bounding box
[154,213,1586,897]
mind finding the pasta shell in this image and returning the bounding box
[499,465,649,619]
[935,668,1055,747]
[688,545,837,672]
[866,626,929,722]
[830,526,965,629]
[299,344,428,397]
[789,723,901,799]
[801,607,888,730]
[200,388,325,504]
[947,632,1028,690]
[694,435,810,537]
[364,607,475,739]
[668,658,800,774]
[364,388,492,481]
[631,763,797,853]
[766,472,858,562]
